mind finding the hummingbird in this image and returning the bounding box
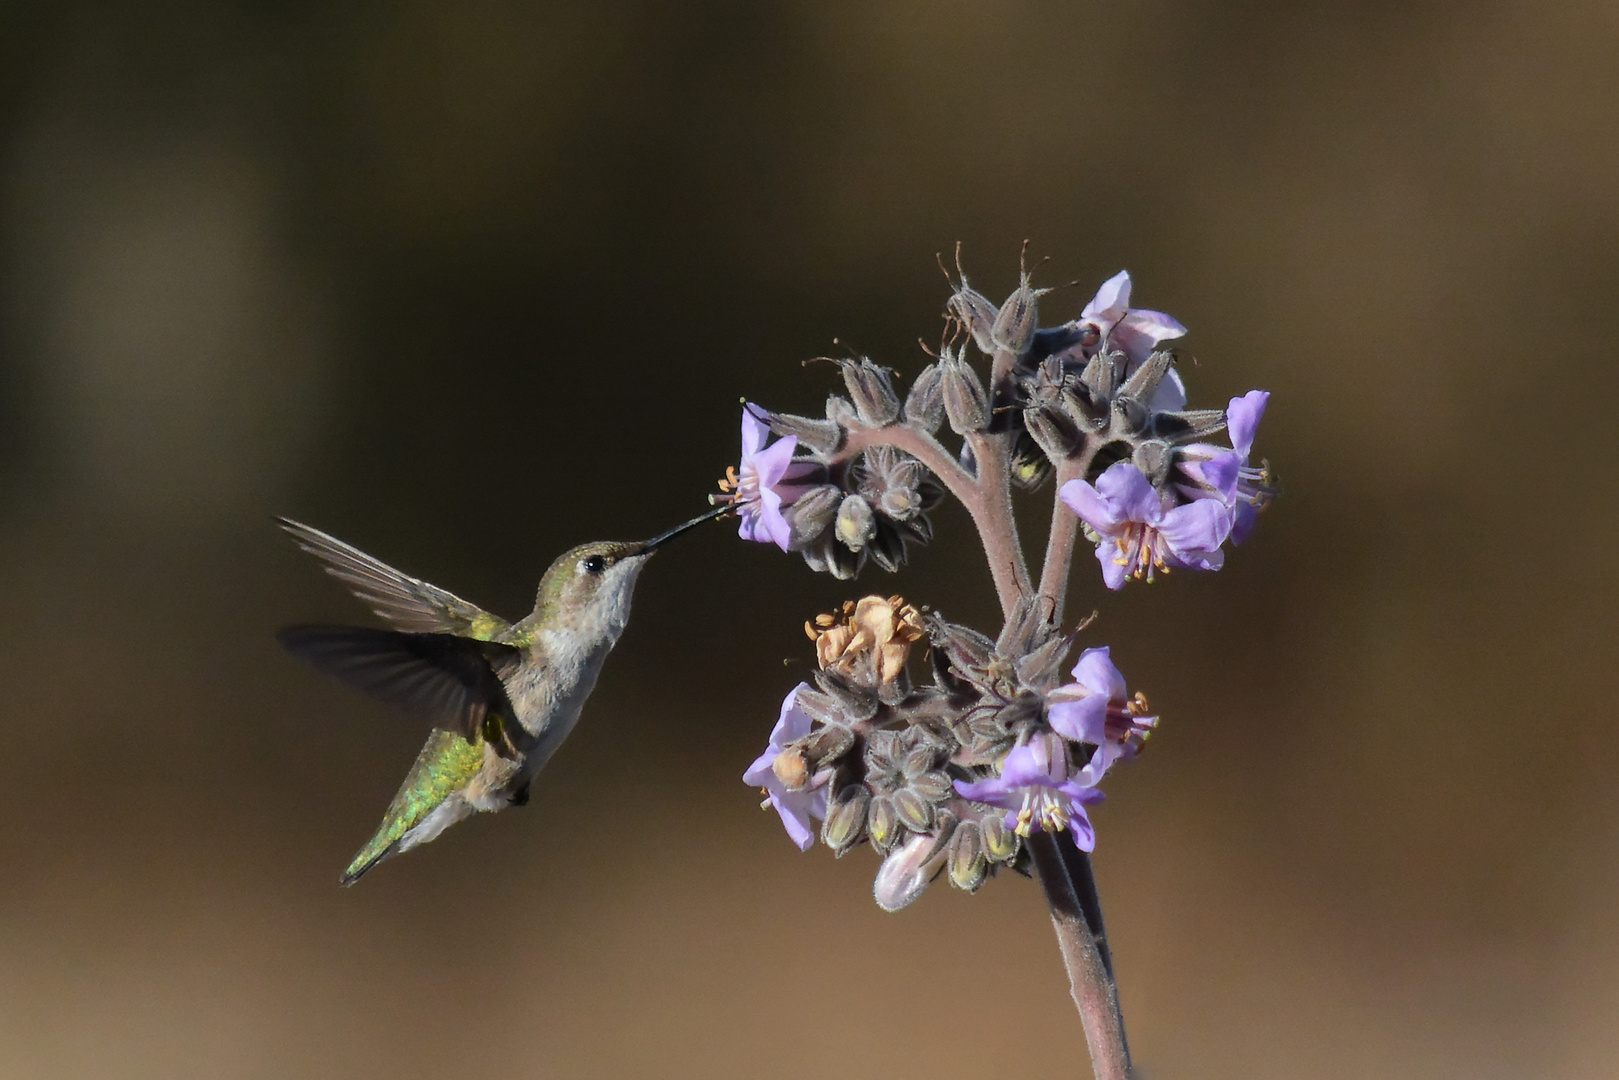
[277,507,725,885]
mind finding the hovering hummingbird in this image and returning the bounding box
[277,507,725,885]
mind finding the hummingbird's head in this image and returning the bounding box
[535,540,654,642]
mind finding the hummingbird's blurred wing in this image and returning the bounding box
[278,518,511,639]
[278,625,523,755]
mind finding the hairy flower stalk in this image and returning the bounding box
[729,251,1277,1080]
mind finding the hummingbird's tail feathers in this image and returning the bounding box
[277,518,512,640]
[340,730,485,886]
[340,839,399,886]
[277,624,524,755]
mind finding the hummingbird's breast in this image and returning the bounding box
[503,631,616,783]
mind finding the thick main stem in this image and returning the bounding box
[1029,833,1132,1080]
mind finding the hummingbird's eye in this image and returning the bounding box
[581,554,607,575]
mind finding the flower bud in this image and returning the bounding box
[802,530,862,580]
[825,393,860,429]
[947,286,998,354]
[782,484,840,548]
[1111,393,1150,436]
[1024,406,1081,461]
[891,787,934,833]
[1151,407,1227,444]
[835,494,877,551]
[980,813,1020,864]
[841,359,901,427]
[991,274,1042,356]
[822,784,870,856]
[873,823,954,912]
[868,522,907,575]
[940,355,990,434]
[767,411,842,457]
[903,363,945,433]
[1080,351,1122,402]
[867,794,902,854]
[1131,439,1172,485]
[1117,347,1172,403]
[947,821,989,892]
[803,723,855,768]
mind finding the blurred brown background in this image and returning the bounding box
[0,2,1614,1077]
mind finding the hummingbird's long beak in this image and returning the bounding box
[640,504,732,553]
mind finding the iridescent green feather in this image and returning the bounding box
[342,730,487,885]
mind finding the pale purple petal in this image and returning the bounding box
[953,775,1013,806]
[1082,270,1132,324]
[998,742,1058,788]
[1094,462,1163,524]
[737,505,775,545]
[1197,449,1243,500]
[758,487,792,551]
[1148,364,1187,412]
[742,749,777,788]
[740,410,769,458]
[1095,543,1129,591]
[1048,695,1107,743]
[1227,390,1269,456]
[770,790,817,851]
[774,684,812,743]
[1230,502,1259,546]
[1173,545,1226,573]
[1072,646,1127,701]
[1159,497,1233,554]
[1059,478,1123,532]
[750,433,800,489]
[1111,309,1187,363]
[1066,806,1097,851]
[1081,742,1124,784]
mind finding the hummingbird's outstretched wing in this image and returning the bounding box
[278,625,523,755]
[278,518,511,639]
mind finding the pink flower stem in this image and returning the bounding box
[835,422,1030,615]
[1037,441,1100,625]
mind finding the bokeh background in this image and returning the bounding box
[0,2,1614,1077]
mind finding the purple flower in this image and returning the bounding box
[1079,271,1187,363]
[1048,646,1158,778]
[1060,461,1233,590]
[1177,390,1274,545]
[742,683,828,851]
[1079,271,1188,411]
[954,734,1104,851]
[718,408,819,551]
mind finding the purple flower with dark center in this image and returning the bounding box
[1060,461,1233,590]
[716,407,819,551]
[1176,390,1274,545]
[1048,646,1159,778]
[742,683,827,851]
[954,734,1104,851]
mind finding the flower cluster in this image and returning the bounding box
[743,595,1156,910]
[721,260,1274,591]
[714,377,945,577]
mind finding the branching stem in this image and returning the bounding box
[835,379,1127,1080]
